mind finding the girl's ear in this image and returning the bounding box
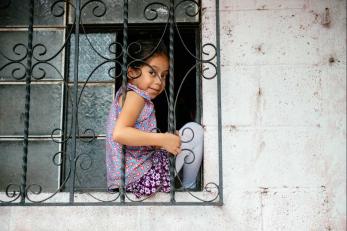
[127,68,134,79]
[128,67,141,80]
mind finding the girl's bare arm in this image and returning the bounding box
[112,91,181,153]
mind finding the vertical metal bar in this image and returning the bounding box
[196,0,202,123]
[195,28,203,189]
[195,29,201,123]
[58,0,68,190]
[20,0,34,204]
[61,1,70,190]
[168,0,176,203]
[120,0,129,203]
[69,0,81,203]
[215,0,223,205]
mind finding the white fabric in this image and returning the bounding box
[175,122,204,188]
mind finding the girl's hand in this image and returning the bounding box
[160,132,181,155]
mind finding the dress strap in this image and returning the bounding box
[127,83,151,101]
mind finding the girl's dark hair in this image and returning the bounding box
[127,39,168,68]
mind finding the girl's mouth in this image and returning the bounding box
[149,88,160,93]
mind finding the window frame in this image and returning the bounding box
[0,0,223,206]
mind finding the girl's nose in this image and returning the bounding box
[154,75,162,85]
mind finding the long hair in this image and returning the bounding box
[127,39,168,68]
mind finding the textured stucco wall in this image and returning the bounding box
[0,0,346,230]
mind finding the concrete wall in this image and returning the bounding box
[0,0,346,230]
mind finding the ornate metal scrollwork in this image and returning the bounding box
[81,0,107,18]
[51,0,68,17]
[0,43,28,80]
[0,184,21,203]
[175,0,200,17]
[144,2,169,21]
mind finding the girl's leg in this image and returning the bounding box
[175,122,204,189]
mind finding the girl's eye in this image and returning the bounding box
[149,70,156,76]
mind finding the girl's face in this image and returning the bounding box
[128,54,169,99]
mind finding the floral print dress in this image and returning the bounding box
[105,83,170,198]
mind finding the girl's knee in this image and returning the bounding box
[183,122,204,141]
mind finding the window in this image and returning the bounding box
[0,0,222,205]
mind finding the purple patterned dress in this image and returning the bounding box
[105,83,170,198]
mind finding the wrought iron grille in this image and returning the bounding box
[0,0,223,206]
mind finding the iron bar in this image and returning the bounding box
[215,0,223,205]
[1,201,223,207]
[69,0,81,203]
[195,29,201,123]
[120,0,129,203]
[20,0,34,204]
[168,0,176,203]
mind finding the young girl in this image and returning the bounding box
[105,39,203,198]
